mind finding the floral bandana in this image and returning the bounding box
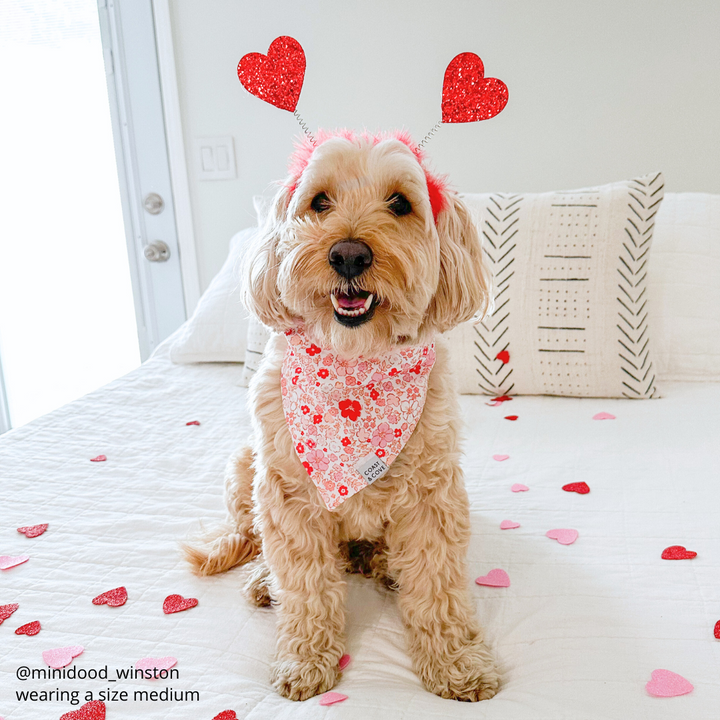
[281,329,436,510]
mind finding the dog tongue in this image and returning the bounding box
[337,293,366,309]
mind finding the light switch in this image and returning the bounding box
[194,136,236,180]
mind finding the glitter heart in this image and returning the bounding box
[511,483,529,492]
[475,569,510,587]
[15,620,41,636]
[492,454,510,462]
[319,692,348,706]
[485,394,512,407]
[714,620,720,640]
[339,654,351,670]
[163,594,198,614]
[212,712,238,720]
[185,421,201,426]
[593,412,616,420]
[0,555,29,570]
[135,656,177,678]
[17,524,48,538]
[90,455,107,462]
[92,587,128,607]
[661,545,697,560]
[504,415,518,421]
[546,528,579,545]
[442,52,508,124]
[0,603,19,625]
[645,669,693,697]
[495,350,510,364]
[237,36,305,112]
[60,700,106,720]
[500,520,521,529]
[43,645,84,669]
[562,482,590,494]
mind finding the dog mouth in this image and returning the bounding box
[330,289,377,327]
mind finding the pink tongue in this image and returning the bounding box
[337,295,366,309]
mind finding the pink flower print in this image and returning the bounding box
[329,453,338,462]
[370,389,380,401]
[345,376,357,386]
[318,368,329,379]
[313,413,323,424]
[358,361,369,374]
[394,428,402,438]
[341,436,351,447]
[372,372,384,382]
[358,429,370,442]
[301,405,310,415]
[323,479,335,491]
[302,461,313,475]
[339,399,361,421]
[307,439,316,449]
[323,354,334,366]
[424,348,436,365]
[408,386,420,401]
[306,448,329,471]
[327,407,339,417]
[335,358,358,377]
[296,442,305,454]
[376,399,386,407]
[338,485,348,496]
[332,470,344,483]
[386,393,400,407]
[383,382,393,391]
[306,344,321,356]
[387,412,399,424]
[376,449,386,458]
[371,423,394,448]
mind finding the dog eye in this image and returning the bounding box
[387,192,412,217]
[310,192,332,213]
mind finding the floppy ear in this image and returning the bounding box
[241,185,297,332]
[424,193,491,333]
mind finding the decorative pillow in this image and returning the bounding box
[446,173,665,398]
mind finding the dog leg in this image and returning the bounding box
[243,556,273,607]
[386,482,499,701]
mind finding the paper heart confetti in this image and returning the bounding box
[163,594,198,614]
[212,712,237,720]
[43,645,84,669]
[186,421,201,426]
[500,520,520,529]
[511,483,529,492]
[475,569,510,587]
[504,415,518,421]
[17,524,48,538]
[0,603,19,625]
[562,482,590,494]
[237,36,305,112]
[60,700,106,720]
[495,349,510,364]
[319,692,348,706]
[661,545,697,560]
[15,620,41,636]
[645,669,693,697]
[339,653,351,670]
[442,52,508,124]
[92,586,128,607]
[90,455,107,462]
[0,555,29,570]
[546,528,579,545]
[136,656,177,677]
[593,412,616,420]
[714,620,720,640]
[492,454,510,462]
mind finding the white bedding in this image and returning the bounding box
[1,342,719,719]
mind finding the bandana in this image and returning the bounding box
[281,329,436,510]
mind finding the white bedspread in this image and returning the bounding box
[1,344,719,719]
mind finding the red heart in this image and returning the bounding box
[661,545,697,560]
[186,420,201,426]
[15,620,41,636]
[213,712,238,720]
[0,603,19,625]
[17,524,48,538]
[60,700,106,720]
[237,36,305,112]
[90,455,107,462]
[163,594,198,614]
[504,415,518,421]
[714,621,720,640]
[92,586,128,607]
[562,482,590,494]
[496,350,510,364]
[442,52,508,124]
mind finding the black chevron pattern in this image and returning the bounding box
[472,194,523,395]
[617,172,664,398]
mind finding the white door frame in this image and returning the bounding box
[0,347,11,435]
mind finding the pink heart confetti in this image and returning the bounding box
[339,653,351,670]
[0,603,19,625]
[475,569,510,587]
[135,656,177,678]
[592,412,616,420]
[511,483,529,492]
[493,454,510,462]
[319,692,348,706]
[90,455,107,462]
[212,712,238,720]
[163,594,198,614]
[186,421,201,426]
[43,645,84,669]
[15,620,41,636]
[546,528,579,545]
[60,701,106,720]
[500,520,520,529]
[0,555,29,570]
[17,524,48,538]
[645,669,693,697]
[92,587,128,607]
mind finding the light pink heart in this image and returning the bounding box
[645,669,693,697]
[500,520,520,529]
[0,555,29,570]
[511,483,529,492]
[592,412,615,420]
[43,645,84,668]
[319,692,348,706]
[475,569,510,587]
[546,528,579,545]
[339,654,351,670]
[135,656,177,678]
[492,454,510,461]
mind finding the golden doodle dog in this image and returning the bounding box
[184,130,497,702]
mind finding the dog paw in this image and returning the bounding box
[271,657,339,701]
[419,639,499,702]
[243,559,273,607]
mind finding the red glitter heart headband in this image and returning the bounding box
[236,36,509,147]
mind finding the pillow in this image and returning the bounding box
[447,173,665,397]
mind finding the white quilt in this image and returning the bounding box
[1,343,719,719]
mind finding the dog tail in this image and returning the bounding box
[182,445,261,576]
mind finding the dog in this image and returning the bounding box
[184,130,498,702]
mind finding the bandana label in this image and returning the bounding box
[281,329,436,510]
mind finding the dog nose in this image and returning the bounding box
[328,240,373,280]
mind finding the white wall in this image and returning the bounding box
[169,0,720,293]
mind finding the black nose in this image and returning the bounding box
[328,239,373,280]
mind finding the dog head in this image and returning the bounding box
[243,130,490,357]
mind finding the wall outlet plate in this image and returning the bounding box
[193,136,236,180]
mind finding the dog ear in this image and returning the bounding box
[241,185,296,331]
[424,193,491,333]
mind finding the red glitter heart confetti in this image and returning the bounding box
[185,421,201,426]
[17,524,48,538]
[15,621,41,636]
[661,545,697,560]
[562,482,590,494]
[90,455,107,462]
[339,653,351,670]
[714,621,720,640]
[442,52,508,124]
[43,645,84,669]
[212,712,238,720]
[237,36,305,112]
[92,587,128,607]
[0,603,19,625]
[163,594,198,614]
[319,692,348,706]
[0,555,29,570]
[60,700,106,720]
[486,395,513,407]
[496,349,510,364]
[504,415,518,421]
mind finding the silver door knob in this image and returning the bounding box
[144,240,170,262]
[143,192,165,215]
